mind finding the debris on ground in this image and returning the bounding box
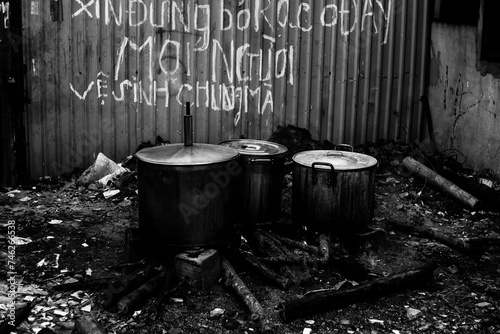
[1,126,500,333]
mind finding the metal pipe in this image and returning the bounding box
[184,103,193,147]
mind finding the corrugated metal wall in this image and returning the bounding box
[22,0,431,178]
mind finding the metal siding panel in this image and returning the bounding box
[309,0,325,140]
[25,1,43,178]
[23,0,431,178]
[272,0,289,137]
[193,0,210,143]
[57,0,73,174]
[169,0,188,143]
[346,2,362,145]
[220,0,238,140]
[369,4,385,143]
[393,0,407,141]
[296,0,313,132]
[415,0,431,140]
[285,1,300,127]
[403,0,419,141]
[380,0,397,140]
[333,2,349,144]
[260,0,277,140]
[357,2,373,145]
[321,1,338,143]
[247,0,262,140]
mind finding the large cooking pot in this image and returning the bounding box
[135,107,241,248]
[218,139,288,228]
[292,149,378,233]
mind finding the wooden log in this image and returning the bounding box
[318,234,330,265]
[96,265,162,308]
[387,219,476,254]
[53,277,117,292]
[279,266,435,322]
[221,256,272,333]
[258,256,316,267]
[254,230,310,285]
[239,251,293,290]
[272,234,319,256]
[108,258,147,271]
[73,316,106,334]
[402,157,479,209]
[253,231,301,286]
[147,274,186,320]
[117,270,167,314]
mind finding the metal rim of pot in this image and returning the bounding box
[218,139,288,164]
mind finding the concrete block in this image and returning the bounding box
[174,249,221,290]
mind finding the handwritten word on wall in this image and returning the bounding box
[69,0,392,123]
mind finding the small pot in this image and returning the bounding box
[292,149,378,233]
[219,139,288,228]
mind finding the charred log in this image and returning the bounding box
[238,250,293,290]
[221,256,273,333]
[117,269,167,314]
[73,316,106,334]
[96,265,163,309]
[387,219,477,254]
[279,266,435,322]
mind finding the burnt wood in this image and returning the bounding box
[239,250,293,290]
[279,266,435,322]
[387,219,477,254]
[221,256,273,333]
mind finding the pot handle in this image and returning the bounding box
[326,151,344,156]
[311,162,336,187]
[334,143,354,152]
[249,158,273,164]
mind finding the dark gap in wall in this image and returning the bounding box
[434,0,480,26]
[479,1,500,63]
[477,0,500,78]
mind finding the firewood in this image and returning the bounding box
[53,277,117,292]
[402,157,479,209]
[239,250,293,290]
[387,219,476,254]
[272,234,319,256]
[117,269,167,314]
[221,256,273,333]
[108,257,147,271]
[258,256,316,267]
[96,265,163,308]
[147,275,187,320]
[254,230,310,285]
[279,265,435,322]
[318,234,330,265]
[73,316,106,334]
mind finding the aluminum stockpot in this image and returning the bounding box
[292,149,378,233]
[135,143,242,248]
[219,139,288,228]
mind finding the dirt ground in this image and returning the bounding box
[1,139,500,334]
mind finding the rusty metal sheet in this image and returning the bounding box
[22,0,431,178]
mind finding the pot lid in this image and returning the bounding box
[218,139,288,156]
[292,150,378,170]
[135,143,239,166]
